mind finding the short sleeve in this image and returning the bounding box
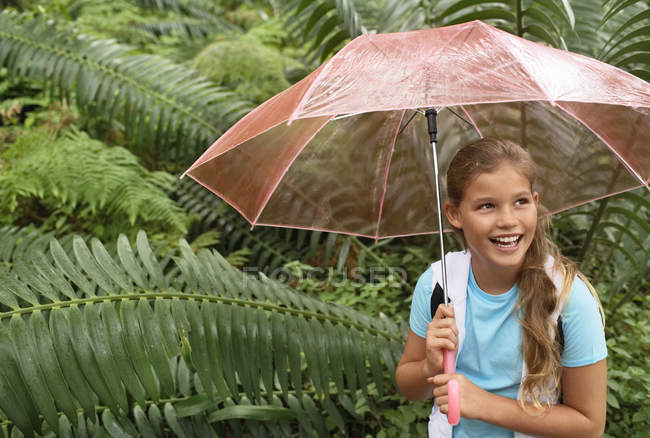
[560,276,607,367]
[409,267,434,339]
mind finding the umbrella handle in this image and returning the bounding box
[443,349,460,425]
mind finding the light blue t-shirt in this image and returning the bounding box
[409,264,607,438]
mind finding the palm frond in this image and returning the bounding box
[564,0,604,56]
[598,1,650,79]
[0,11,254,163]
[0,128,190,239]
[281,0,368,62]
[130,0,242,38]
[0,229,402,436]
[431,0,576,47]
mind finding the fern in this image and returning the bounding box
[0,10,253,163]
[0,128,190,239]
[598,0,650,80]
[282,0,368,62]
[0,229,402,436]
[431,0,575,47]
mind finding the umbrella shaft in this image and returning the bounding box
[431,140,449,304]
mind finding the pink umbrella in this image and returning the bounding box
[183,20,649,242]
[184,20,650,425]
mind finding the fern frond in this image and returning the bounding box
[0,229,402,436]
[0,128,190,238]
[599,2,650,79]
[0,11,253,162]
[129,0,242,39]
[432,0,574,47]
[282,0,367,61]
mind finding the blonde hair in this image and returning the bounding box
[446,138,604,410]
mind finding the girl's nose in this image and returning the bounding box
[497,207,517,227]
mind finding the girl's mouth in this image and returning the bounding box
[489,235,522,248]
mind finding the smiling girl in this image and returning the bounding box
[395,138,607,437]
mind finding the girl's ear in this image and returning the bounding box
[533,191,539,208]
[444,201,462,229]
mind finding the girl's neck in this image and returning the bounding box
[471,260,522,295]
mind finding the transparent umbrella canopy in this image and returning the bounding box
[183,21,649,243]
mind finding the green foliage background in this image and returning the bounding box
[0,0,648,436]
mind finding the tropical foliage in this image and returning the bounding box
[0,0,648,436]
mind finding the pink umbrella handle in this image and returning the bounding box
[443,349,460,425]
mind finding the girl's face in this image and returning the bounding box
[445,163,539,279]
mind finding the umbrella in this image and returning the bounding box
[183,20,649,243]
[183,20,650,425]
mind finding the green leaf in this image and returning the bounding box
[438,0,510,21]
[30,312,78,426]
[0,342,39,437]
[607,392,620,408]
[163,403,188,438]
[208,405,296,422]
[49,309,98,418]
[132,405,156,438]
[0,267,39,306]
[136,231,167,290]
[9,315,59,431]
[216,303,238,398]
[50,238,94,297]
[186,299,215,402]
[174,394,211,418]
[91,239,131,292]
[100,302,147,408]
[137,299,176,398]
[73,236,115,295]
[271,312,290,399]
[120,299,160,401]
[116,235,148,290]
[445,9,516,26]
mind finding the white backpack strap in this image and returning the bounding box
[431,251,471,359]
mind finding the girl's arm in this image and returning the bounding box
[431,358,607,438]
[396,304,457,401]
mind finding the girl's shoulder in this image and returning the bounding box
[562,275,600,315]
[560,275,607,367]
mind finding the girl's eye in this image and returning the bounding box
[478,203,494,210]
[515,198,529,206]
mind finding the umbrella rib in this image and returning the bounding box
[251,116,335,226]
[374,110,407,240]
[458,105,483,138]
[556,103,647,187]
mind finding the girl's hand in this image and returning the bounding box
[429,373,487,421]
[422,304,458,376]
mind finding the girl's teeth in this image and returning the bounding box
[491,236,520,247]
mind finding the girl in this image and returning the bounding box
[395,138,607,437]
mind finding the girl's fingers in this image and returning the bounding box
[433,304,455,320]
[431,373,454,386]
[426,338,456,352]
[432,383,447,398]
[429,327,458,343]
[435,396,448,409]
[427,316,458,336]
